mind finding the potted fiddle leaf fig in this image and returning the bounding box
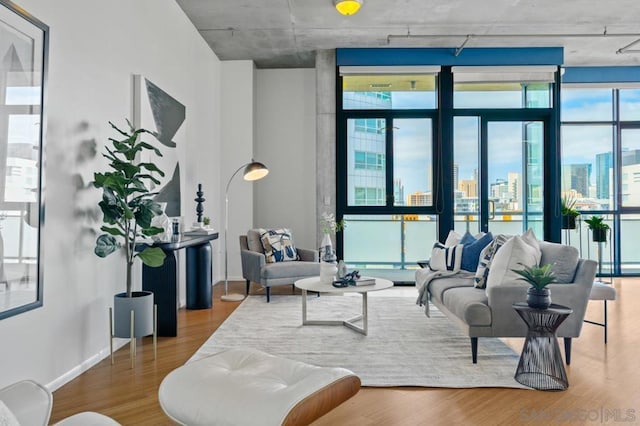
[584,215,610,243]
[94,120,167,339]
[513,263,557,309]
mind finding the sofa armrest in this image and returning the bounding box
[297,248,318,262]
[487,258,596,337]
[240,249,265,283]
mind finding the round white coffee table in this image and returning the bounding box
[294,276,393,335]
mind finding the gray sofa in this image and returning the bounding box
[240,229,320,302]
[417,240,597,364]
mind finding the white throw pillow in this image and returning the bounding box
[444,230,463,247]
[473,234,509,289]
[485,235,541,290]
[429,242,463,272]
[0,400,21,426]
[521,228,541,258]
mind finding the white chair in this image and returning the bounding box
[0,380,119,425]
[584,281,617,343]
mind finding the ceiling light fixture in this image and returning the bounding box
[333,0,362,16]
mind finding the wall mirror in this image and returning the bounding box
[0,0,48,320]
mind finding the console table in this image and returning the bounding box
[141,233,218,336]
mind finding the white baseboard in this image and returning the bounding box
[45,340,128,391]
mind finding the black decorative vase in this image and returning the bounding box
[592,228,607,242]
[527,287,551,309]
[561,215,576,230]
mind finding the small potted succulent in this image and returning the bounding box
[561,195,580,230]
[513,263,557,309]
[584,215,610,243]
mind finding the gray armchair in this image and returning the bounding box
[240,229,320,302]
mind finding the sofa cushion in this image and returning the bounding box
[261,261,320,280]
[460,232,494,272]
[473,234,510,289]
[259,228,299,263]
[539,241,579,283]
[247,229,265,253]
[486,234,541,289]
[429,242,463,272]
[442,287,492,326]
[444,230,463,246]
[429,276,475,305]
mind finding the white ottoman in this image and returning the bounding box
[54,412,120,425]
[159,348,360,426]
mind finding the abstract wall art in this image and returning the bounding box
[133,75,185,218]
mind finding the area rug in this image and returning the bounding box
[190,294,528,388]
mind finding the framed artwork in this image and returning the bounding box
[0,0,48,320]
[133,75,185,220]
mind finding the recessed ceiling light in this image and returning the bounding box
[333,0,363,16]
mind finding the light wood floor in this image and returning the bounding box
[51,279,640,425]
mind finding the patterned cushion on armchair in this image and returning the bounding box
[259,228,300,263]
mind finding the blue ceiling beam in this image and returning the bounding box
[336,47,564,66]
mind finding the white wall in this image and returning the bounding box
[0,0,221,389]
[255,69,317,249]
[220,61,255,282]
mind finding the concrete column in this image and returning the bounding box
[315,50,336,247]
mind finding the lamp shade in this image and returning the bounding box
[334,0,362,15]
[243,161,269,181]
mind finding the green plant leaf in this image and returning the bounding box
[136,173,161,185]
[138,141,163,157]
[139,162,166,177]
[95,234,120,257]
[512,263,557,290]
[136,246,166,267]
[142,226,164,236]
[99,188,123,224]
[109,121,130,138]
[100,225,125,237]
[134,200,156,229]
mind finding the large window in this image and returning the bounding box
[561,87,640,274]
[339,73,437,273]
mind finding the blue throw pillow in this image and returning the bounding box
[460,232,494,272]
[459,231,476,246]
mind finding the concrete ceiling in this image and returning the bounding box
[176,0,640,68]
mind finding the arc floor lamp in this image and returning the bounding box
[222,160,269,302]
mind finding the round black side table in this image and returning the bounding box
[513,302,573,391]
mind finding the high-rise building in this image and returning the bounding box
[622,149,640,166]
[458,179,477,198]
[620,163,640,205]
[508,172,521,202]
[452,163,459,192]
[394,178,404,206]
[345,92,391,205]
[596,152,613,200]
[562,164,591,198]
[490,179,509,199]
[407,191,432,206]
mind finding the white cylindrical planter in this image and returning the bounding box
[113,291,154,338]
